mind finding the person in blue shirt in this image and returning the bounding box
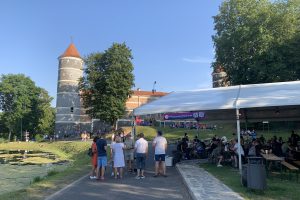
[96,133,108,180]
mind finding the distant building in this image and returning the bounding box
[55,43,167,136]
[212,65,230,88]
[125,90,168,116]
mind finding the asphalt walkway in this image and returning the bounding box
[46,145,189,200]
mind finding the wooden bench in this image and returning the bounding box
[281,161,299,181]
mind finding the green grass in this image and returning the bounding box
[127,124,293,142]
[200,163,299,200]
[0,141,92,200]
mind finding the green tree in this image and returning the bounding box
[212,0,300,85]
[79,43,135,127]
[0,74,55,140]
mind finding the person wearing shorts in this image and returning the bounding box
[124,133,134,172]
[153,131,168,177]
[134,133,148,179]
[96,133,107,180]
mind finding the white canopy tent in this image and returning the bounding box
[133,80,300,173]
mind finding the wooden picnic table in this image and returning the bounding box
[261,153,284,161]
[261,153,284,177]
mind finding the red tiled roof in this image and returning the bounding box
[132,90,168,97]
[60,43,81,58]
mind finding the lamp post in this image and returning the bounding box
[152,81,157,93]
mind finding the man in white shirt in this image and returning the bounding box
[134,133,148,179]
[153,131,168,177]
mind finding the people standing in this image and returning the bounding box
[153,131,168,177]
[134,133,148,179]
[96,133,108,180]
[124,132,135,173]
[90,136,98,179]
[111,136,125,179]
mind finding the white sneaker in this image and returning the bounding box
[217,164,223,167]
[135,176,140,179]
[89,176,95,179]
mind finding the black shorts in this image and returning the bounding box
[155,154,165,161]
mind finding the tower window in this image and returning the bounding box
[70,107,74,113]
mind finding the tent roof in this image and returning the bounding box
[133,81,300,116]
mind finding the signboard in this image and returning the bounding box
[163,112,205,120]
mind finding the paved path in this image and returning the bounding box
[46,145,189,200]
[176,161,244,200]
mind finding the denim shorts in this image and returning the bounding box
[136,153,146,170]
[97,156,107,167]
[155,154,165,161]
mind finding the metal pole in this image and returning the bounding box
[236,108,242,174]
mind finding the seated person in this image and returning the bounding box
[248,140,261,157]
[207,138,218,156]
[230,139,245,168]
[193,136,200,144]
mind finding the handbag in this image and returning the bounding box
[88,148,93,157]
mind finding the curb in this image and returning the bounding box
[44,173,89,200]
[176,163,197,200]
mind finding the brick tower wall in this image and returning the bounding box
[55,56,84,137]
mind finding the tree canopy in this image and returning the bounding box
[0,74,54,140]
[212,0,300,85]
[79,43,135,126]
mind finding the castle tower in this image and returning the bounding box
[55,43,84,137]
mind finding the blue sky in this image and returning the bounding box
[0,0,223,106]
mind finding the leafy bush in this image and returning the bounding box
[47,170,58,177]
[0,138,7,143]
[32,176,42,183]
[35,134,44,142]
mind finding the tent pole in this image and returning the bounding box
[236,108,242,174]
[132,115,136,140]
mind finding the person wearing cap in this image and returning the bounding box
[124,132,134,173]
[153,131,168,177]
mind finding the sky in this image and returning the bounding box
[0,0,223,106]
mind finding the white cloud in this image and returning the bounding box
[182,56,213,64]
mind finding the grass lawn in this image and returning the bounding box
[124,124,294,142]
[0,141,94,200]
[200,163,299,200]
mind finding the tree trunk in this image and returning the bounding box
[8,129,12,141]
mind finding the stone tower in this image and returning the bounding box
[55,43,84,137]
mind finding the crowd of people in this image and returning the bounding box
[173,130,300,169]
[89,131,168,180]
[206,130,300,168]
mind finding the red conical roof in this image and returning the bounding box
[60,43,81,58]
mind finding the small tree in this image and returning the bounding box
[79,43,135,127]
[0,74,55,140]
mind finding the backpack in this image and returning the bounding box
[87,148,93,157]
